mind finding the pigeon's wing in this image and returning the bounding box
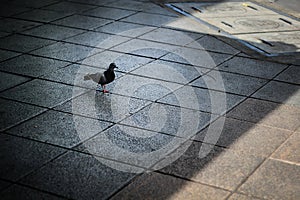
[86,73,104,84]
[98,73,107,85]
[98,72,107,85]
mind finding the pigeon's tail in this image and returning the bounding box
[84,74,91,81]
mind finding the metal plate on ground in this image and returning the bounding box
[166,1,300,55]
[203,14,300,34]
[171,1,277,18]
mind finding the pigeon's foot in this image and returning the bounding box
[95,88,109,93]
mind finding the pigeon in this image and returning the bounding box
[84,63,118,93]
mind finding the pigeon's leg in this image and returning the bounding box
[96,85,102,91]
[102,85,109,93]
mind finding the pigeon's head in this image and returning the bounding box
[108,63,118,70]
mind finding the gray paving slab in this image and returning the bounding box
[237,52,253,58]
[190,70,268,96]
[81,50,154,73]
[111,172,230,200]
[269,0,300,14]
[120,102,211,137]
[0,180,11,191]
[95,21,156,38]
[156,142,264,191]
[14,9,70,23]
[228,98,300,131]
[22,24,85,40]
[75,124,185,168]
[0,18,40,33]
[109,0,156,11]
[83,6,136,20]
[271,131,300,164]
[275,65,300,84]
[109,74,182,101]
[7,110,112,148]
[0,31,10,38]
[0,49,20,62]
[20,151,138,200]
[68,0,117,6]
[131,59,207,84]
[109,1,177,16]
[252,81,300,107]
[227,193,261,200]
[0,184,67,200]
[111,38,178,58]
[55,91,151,122]
[64,31,130,49]
[144,5,179,17]
[41,64,104,88]
[0,98,46,131]
[139,27,203,46]
[163,14,217,35]
[121,12,176,27]
[0,79,87,108]
[52,15,112,30]
[31,42,102,62]
[218,57,288,79]
[272,0,300,12]
[0,4,31,17]
[123,0,152,2]
[158,86,245,114]
[9,0,60,8]
[238,159,300,199]
[42,1,97,14]
[161,47,233,69]
[0,72,30,92]
[268,54,300,66]
[195,117,292,157]
[0,134,65,181]
[0,54,69,77]
[0,34,54,53]
[187,35,240,54]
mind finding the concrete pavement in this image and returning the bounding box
[0,0,299,199]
